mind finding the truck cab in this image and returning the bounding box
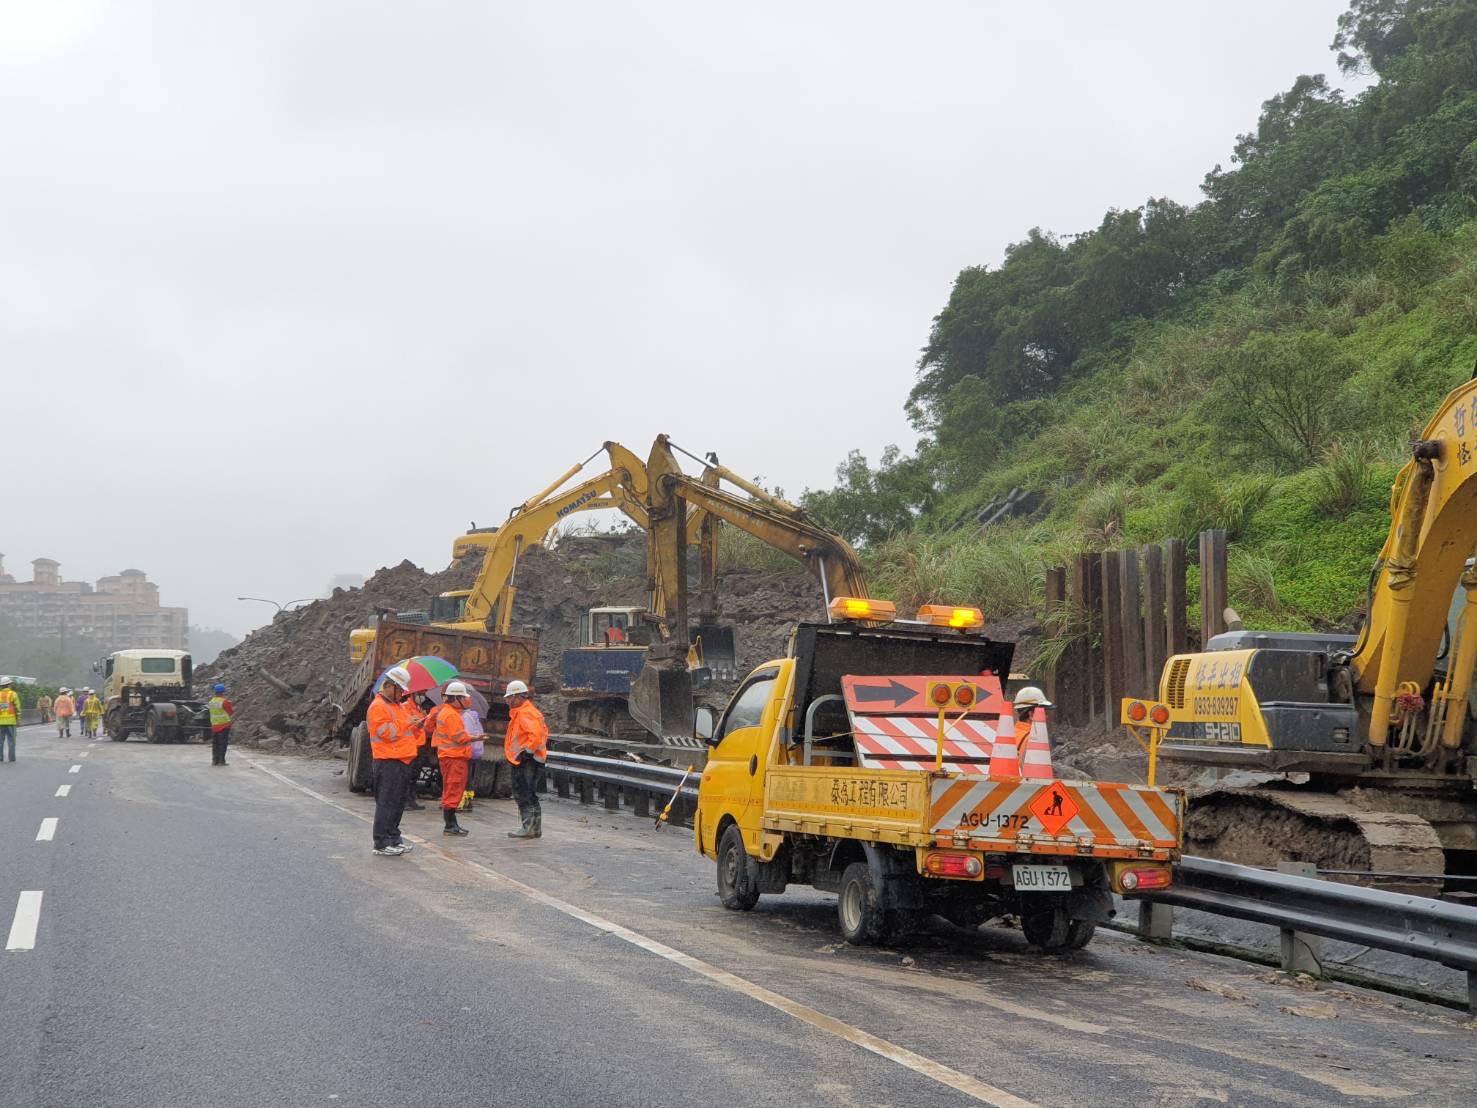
[97,649,209,743]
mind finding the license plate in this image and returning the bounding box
[1012,864,1072,891]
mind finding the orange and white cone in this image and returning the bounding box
[1021,706,1054,780]
[988,711,1021,779]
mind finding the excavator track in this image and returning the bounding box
[1185,785,1447,896]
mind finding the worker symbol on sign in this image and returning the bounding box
[1028,784,1078,836]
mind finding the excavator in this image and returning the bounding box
[1144,375,1477,889]
[629,433,871,739]
[347,441,737,741]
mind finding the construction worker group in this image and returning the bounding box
[367,672,548,857]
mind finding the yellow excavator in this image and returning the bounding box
[629,433,871,738]
[1144,375,1477,888]
[348,441,736,741]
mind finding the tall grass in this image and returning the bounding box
[868,525,1078,618]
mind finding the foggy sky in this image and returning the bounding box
[2,0,1362,638]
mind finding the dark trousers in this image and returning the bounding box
[510,754,542,821]
[373,758,413,848]
[1,725,15,761]
[212,727,231,765]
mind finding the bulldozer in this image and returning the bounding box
[1143,376,1477,891]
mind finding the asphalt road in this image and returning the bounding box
[3,725,1473,1107]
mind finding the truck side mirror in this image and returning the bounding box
[694,706,716,744]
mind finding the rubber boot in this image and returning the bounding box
[507,812,536,839]
[530,813,542,839]
[443,808,469,836]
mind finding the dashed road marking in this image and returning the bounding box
[55,785,71,798]
[36,818,58,842]
[6,891,43,952]
[68,765,81,774]
[249,759,1036,1108]
[79,751,89,757]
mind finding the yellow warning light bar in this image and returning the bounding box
[917,604,985,630]
[828,596,898,623]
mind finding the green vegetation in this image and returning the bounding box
[0,614,103,690]
[803,0,1477,632]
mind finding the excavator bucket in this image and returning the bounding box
[692,622,738,683]
[629,648,697,743]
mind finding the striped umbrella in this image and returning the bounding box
[374,655,461,695]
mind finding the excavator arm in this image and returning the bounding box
[629,434,868,738]
[1353,376,1477,761]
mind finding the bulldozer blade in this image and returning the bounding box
[692,622,738,682]
[629,657,697,743]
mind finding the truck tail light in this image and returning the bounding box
[924,851,983,878]
[1118,866,1171,892]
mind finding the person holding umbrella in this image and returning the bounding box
[503,679,548,839]
[430,681,476,836]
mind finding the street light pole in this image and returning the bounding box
[237,597,317,613]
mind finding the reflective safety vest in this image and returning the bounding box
[209,696,233,731]
[367,695,420,761]
[82,696,105,719]
[504,700,549,764]
[431,703,472,760]
[0,689,18,726]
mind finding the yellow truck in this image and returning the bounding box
[695,601,1184,949]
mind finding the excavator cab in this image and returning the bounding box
[430,591,470,623]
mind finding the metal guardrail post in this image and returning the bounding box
[1276,861,1323,974]
[1137,901,1174,940]
[604,784,621,811]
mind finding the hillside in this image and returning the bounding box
[806,0,1477,641]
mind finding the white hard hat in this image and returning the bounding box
[382,665,412,692]
[444,680,471,699]
[1014,685,1053,709]
[0,676,11,686]
[503,679,529,698]
[60,687,70,693]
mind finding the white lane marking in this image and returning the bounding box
[36,818,58,842]
[248,759,1035,1108]
[79,751,89,758]
[68,765,81,774]
[55,785,71,798]
[6,891,43,951]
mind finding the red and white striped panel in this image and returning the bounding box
[850,713,1001,773]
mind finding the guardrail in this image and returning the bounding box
[539,749,1477,1012]
[544,751,698,825]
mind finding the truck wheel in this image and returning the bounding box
[1064,919,1096,950]
[346,724,373,794]
[716,825,760,911]
[144,714,162,743]
[107,711,128,741]
[838,862,888,945]
[1021,903,1072,950]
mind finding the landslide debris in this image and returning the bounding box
[196,535,827,753]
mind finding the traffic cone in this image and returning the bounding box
[1021,707,1054,780]
[988,712,1021,780]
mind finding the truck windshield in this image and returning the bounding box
[140,658,177,674]
[715,672,777,744]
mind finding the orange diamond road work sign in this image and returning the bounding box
[1028,783,1077,837]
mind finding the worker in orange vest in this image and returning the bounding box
[431,681,476,836]
[1012,686,1052,748]
[503,679,548,839]
[367,666,424,857]
[54,688,76,739]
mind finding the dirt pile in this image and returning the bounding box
[196,535,829,752]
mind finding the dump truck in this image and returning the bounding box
[695,602,1184,948]
[337,616,538,799]
[97,649,212,743]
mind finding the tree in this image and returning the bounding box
[1212,332,1355,467]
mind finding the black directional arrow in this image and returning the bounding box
[852,679,919,708]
